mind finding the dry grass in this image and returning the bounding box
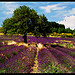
[17,42,28,47]
[0,33,4,35]
[7,40,17,45]
[37,43,44,50]
[60,40,72,43]
[2,40,29,48]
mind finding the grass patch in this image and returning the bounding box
[0,70,6,73]
[67,44,73,48]
[41,63,71,73]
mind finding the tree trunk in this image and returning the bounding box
[23,34,27,43]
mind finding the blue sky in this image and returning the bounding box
[0,2,75,30]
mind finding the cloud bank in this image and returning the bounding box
[2,2,19,15]
[40,4,66,13]
[57,15,75,30]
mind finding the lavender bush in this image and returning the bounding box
[55,47,75,59]
[0,45,26,64]
[37,47,59,72]
[47,46,75,72]
[0,44,16,51]
[0,46,37,73]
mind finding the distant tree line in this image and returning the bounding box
[1,5,75,43]
[47,21,75,34]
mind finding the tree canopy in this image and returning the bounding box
[1,5,49,43]
[2,5,72,43]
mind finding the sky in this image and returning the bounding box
[0,1,75,30]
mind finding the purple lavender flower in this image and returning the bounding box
[0,46,37,73]
[55,47,75,59]
[47,46,75,71]
[37,47,58,72]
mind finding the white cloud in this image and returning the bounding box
[57,15,75,30]
[1,2,15,4]
[64,8,75,16]
[2,2,19,15]
[40,4,66,13]
[28,2,50,4]
[49,7,75,23]
[56,8,75,17]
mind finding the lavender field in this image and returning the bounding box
[0,35,75,73]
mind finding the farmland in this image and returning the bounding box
[0,4,75,73]
[0,33,75,73]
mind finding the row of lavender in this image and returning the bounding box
[0,35,75,45]
[37,46,75,73]
[0,45,26,64]
[0,44,16,51]
[55,47,75,59]
[27,36,75,44]
[0,45,37,73]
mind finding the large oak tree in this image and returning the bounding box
[1,5,49,43]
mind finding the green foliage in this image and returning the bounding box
[65,28,72,33]
[66,35,73,38]
[51,28,58,33]
[1,18,10,35]
[2,5,75,43]
[58,28,65,33]
[68,52,75,57]
[0,27,2,33]
[0,69,6,73]
[36,14,48,37]
[41,63,68,73]
[1,5,40,43]
[73,29,75,33]
[12,5,39,35]
[47,22,65,33]
[60,35,65,37]
[73,32,75,37]
[1,18,15,35]
[11,51,17,55]
[60,34,73,38]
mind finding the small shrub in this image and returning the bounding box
[17,49,21,52]
[64,35,73,38]
[28,39,30,40]
[0,70,6,73]
[61,35,65,37]
[17,49,22,52]
[3,47,8,50]
[68,44,73,48]
[11,51,17,55]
